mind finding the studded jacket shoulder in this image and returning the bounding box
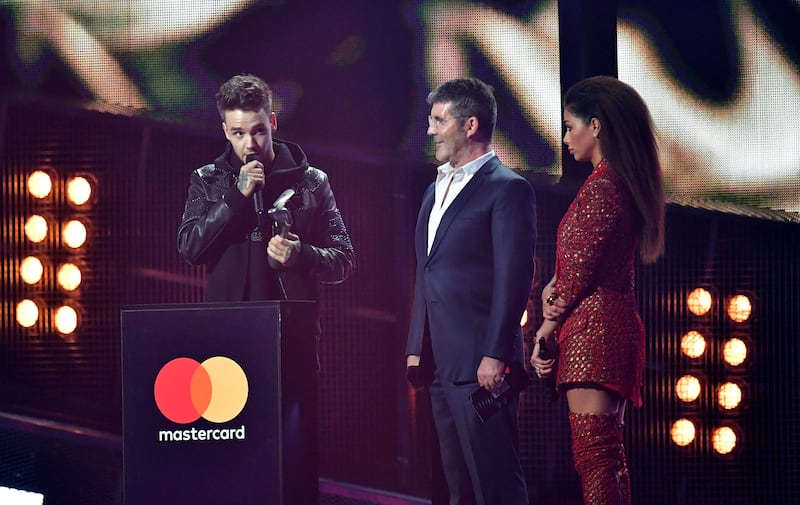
[177,140,354,302]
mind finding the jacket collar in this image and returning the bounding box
[424,155,500,261]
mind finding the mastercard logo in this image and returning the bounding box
[154,356,249,424]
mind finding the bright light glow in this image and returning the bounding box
[712,426,737,454]
[16,299,39,328]
[675,375,701,403]
[62,220,87,248]
[717,382,743,410]
[27,170,52,199]
[687,288,713,316]
[57,263,82,291]
[680,330,707,359]
[24,215,48,243]
[0,486,45,505]
[54,305,79,335]
[20,256,44,284]
[723,337,748,366]
[727,294,753,323]
[520,309,528,327]
[67,176,93,206]
[670,418,696,447]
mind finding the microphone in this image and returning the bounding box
[245,153,264,218]
[537,336,559,402]
[469,361,530,423]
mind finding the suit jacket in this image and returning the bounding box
[406,155,537,384]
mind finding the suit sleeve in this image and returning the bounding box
[483,177,537,360]
[405,183,436,357]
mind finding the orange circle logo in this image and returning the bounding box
[154,356,249,424]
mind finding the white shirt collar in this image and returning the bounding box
[436,150,495,180]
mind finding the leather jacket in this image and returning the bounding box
[177,140,354,304]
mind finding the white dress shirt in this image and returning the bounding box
[427,150,495,254]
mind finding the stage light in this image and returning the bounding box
[66,175,93,206]
[687,287,713,316]
[54,304,79,335]
[675,374,702,403]
[717,382,743,410]
[16,299,40,328]
[726,294,752,323]
[520,309,528,327]
[57,262,82,291]
[62,219,87,248]
[670,418,696,446]
[20,256,44,285]
[0,486,44,505]
[712,425,738,454]
[24,215,48,243]
[722,337,748,366]
[680,330,707,359]
[27,170,52,199]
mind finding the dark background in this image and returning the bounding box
[1,1,799,504]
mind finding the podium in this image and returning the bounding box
[121,301,318,505]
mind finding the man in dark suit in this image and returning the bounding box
[405,78,536,504]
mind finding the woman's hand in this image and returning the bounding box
[542,276,568,322]
[530,333,556,379]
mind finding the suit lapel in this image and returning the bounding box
[426,156,498,263]
[417,185,436,260]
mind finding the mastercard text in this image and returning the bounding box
[157,425,246,442]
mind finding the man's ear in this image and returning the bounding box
[463,116,479,138]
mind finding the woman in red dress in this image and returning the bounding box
[531,76,665,505]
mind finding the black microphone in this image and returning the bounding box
[538,336,559,402]
[245,153,264,218]
[469,361,530,423]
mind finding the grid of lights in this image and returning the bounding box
[15,169,95,339]
[670,286,754,456]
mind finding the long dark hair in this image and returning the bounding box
[564,76,665,263]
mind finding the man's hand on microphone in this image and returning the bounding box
[237,158,265,197]
[267,231,301,265]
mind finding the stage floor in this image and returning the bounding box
[321,479,430,505]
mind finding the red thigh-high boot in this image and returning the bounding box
[569,412,631,505]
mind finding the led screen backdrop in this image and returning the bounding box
[1,0,797,214]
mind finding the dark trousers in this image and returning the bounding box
[429,372,529,505]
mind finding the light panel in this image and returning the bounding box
[670,418,696,447]
[27,170,52,199]
[24,215,48,243]
[687,288,713,317]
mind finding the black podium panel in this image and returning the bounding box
[121,301,318,505]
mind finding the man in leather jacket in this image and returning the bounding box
[177,74,354,321]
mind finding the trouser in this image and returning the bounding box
[429,374,529,505]
[569,412,631,505]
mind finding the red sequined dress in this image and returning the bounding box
[553,159,645,407]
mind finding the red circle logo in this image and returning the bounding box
[154,356,249,424]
